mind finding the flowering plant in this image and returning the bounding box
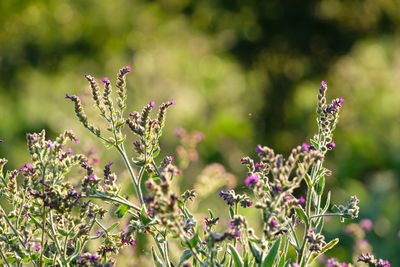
[0,67,390,266]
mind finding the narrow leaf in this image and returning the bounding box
[151,247,164,267]
[178,249,192,266]
[262,238,281,267]
[295,207,308,222]
[248,241,261,263]
[115,204,129,218]
[106,222,120,232]
[228,244,244,267]
[307,238,339,264]
[316,176,325,196]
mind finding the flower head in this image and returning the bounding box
[327,141,336,148]
[102,77,109,84]
[245,174,258,187]
[321,80,327,86]
[149,101,155,107]
[171,99,176,105]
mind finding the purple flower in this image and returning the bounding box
[327,141,336,148]
[302,143,311,151]
[24,163,33,169]
[321,80,327,86]
[126,66,131,72]
[254,162,259,168]
[298,196,305,205]
[149,101,155,107]
[270,220,277,228]
[35,243,40,252]
[74,138,79,143]
[255,144,262,152]
[342,263,347,267]
[378,259,390,267]
[89,254,98,262]
[328,258,335,267]
[339,97,344,103]
[245,174,258,186]
[88,213,94,218]
[170,99,176,105]
[89,173,95,179]
[170,156,174,162]
[219,190,224,197]
[65,93,71,99]
[360,219,373,231]
[96,230,101,234]
[274,185,282,192]
[102,77,109,83]
[307,227,315,232]
[234,232,241,238]
[68,148,73,154]
[229,220,234,229]
[47,141,54,148]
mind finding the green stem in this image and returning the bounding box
[309,213,342,219]
[288,220,301,251]
[116,144,144,207]
[39,204,46,267]
[49,211,68,266]
[0,248,11,267]
[85,194,140,212]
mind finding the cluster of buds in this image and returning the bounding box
[357,253,390,267]
[126,99,175,166]
[219,190,253,208]
[239,143,323,240]
[334,196,360,221]
[313,81,344,154]
[76,253,115,267]
[204,216,219,231]
[305,229,326,252]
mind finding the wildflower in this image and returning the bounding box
[219,191,224,197]
[298,196,305,205]
[67,148,73,154]
[47,141,54,148]
[126,65,131,71]
[171,99,176,105]
[150,101,155,107]
[89,254,98,262]
[327,141,336,148]
[360,218,373,231]
[255,144,262,152]
[244,174,258,187]
[270,220,277,228]
[321,80,327,86]
[302,143,313,151]
[102,77,109,84]
[254,162,259,168]
[307,228,315,233]
[35,243,40,252]
[24,163,32,169]
[65,93,71,99]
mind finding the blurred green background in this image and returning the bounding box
[0,0,399,265]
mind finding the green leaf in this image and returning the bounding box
[106,222,120,232]
[303,173,312,188]
[283,259,292,267]
[262,238,281,267]
[178,249,192,266]
[115,204,129,218]
[307,238,339,264]
[316,176,325,196]
[228,244,243,267]
[278,251,286,267]
[315,217,324,233]
[229,206,235,219]
[322,191,331,213]
[42,256,53,265]
[248,241,261,263]
[208,209,215,219]
[57,228,68,236]
[310,139,319,150]
[295,207,308,222]
[132,159,145,167]
[244,252,250,267]
[151,247,164,267]
[189,231,199,248]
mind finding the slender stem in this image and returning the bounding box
[49,211,68,266]
[151,232,167,265]
[85,194,140,212]
[116,144,144,207]
[309,213,342,219]
[174,220,203,265]
[39,204,46,267]
[0,248,11,267]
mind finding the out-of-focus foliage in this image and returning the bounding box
[0,0,399,265]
